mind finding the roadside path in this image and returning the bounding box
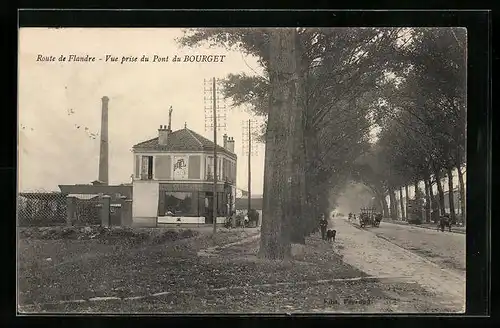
[330,218,465,312]
[381,218,466,234]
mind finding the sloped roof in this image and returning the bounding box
[132,128,236,157]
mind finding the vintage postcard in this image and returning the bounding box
[18,27,466,314]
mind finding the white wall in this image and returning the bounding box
[132,180,159,218]
[133,150,236,183]
[158,216,205,224]
[157,216,227,224]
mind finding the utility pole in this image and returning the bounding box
[203,78,227,235]
[242,119,259,219]
[247,119,251,215]
[212,77,218,235]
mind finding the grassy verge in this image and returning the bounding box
[23,278,447,313]
[18,229,455,313]
[18,227,258,306]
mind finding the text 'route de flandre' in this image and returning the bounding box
[36,54,227,64]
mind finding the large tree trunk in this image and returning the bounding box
[394,190,399,219]
[426,175,439,222]
[413,180,423,222]
[456,164,466,223]
[404,185,409,221]
[399,187,405,220]
[305,186,319,235]
[318,187,330,218]
[304,131,320,236]
[289,31,306,244]
[375,191,389,217]
[259,29,296,260]
[389,189,397,220]
[447,167,456,222]
[414,180,420,199]
[381,195,389,218]
[434,168,446,215]
[424,179,432,223]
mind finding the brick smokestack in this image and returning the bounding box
[98,96,109,185]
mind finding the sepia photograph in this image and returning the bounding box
[17,26,466,314]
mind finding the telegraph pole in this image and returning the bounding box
[247,119,252,214]
[203,78,227,235]
[242,119,259,219]
[212,77,218,235]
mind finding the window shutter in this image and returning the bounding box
[135,155,140,178]
[141,156,149,179]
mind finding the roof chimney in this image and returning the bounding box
[223,134,228,148]
[158,125,169,146]
[226,136,235,153]
[98,96,109,185]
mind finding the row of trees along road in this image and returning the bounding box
[178,27,466,260]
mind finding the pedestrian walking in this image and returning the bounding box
[319,213,328,240]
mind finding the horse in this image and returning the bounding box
[359,213,369,228]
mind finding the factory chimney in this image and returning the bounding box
[98,96,109,185]
[167,106,173,132]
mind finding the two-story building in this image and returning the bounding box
[131,123,237,226]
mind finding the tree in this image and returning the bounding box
[178,27,456,251]
[364,27,466,225]
[258,29,297,260]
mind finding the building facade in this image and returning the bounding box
[131,124,237,225]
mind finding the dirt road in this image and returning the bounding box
[330,217,465,312]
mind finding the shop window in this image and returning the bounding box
[164,192,195,216]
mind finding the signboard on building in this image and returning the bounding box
[173,156,188,180]
[159,182,226,193]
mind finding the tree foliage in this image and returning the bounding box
[177,26,467,258]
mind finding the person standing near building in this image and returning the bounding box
[244,213,249,228]
[319,213,328,240]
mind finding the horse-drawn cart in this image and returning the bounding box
[436,213,454,232]
[359,207,381,228]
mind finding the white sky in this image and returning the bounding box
[18,28,266,193]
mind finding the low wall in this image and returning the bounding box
[158,216,205,224]
[157,216,227,224]
[132,217,157,227]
